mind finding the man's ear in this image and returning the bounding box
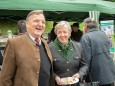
[84,24,87,33]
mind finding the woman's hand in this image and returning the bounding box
[72,73,80,79]
[55,76,65,85]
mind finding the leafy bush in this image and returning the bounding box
[0,20,54,36]
[0,20,18,35]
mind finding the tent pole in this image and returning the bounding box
[89,11,100,23]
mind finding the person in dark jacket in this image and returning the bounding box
[71,23,83,42]
[49,21,88,86]
[49,22,57,42]
[80,18,115,86]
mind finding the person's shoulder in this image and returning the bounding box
[7,34,27,44]
[72,40,81,46]
[8,35,21,41]
[78,29,83,32]
[81,32,93,42]
[71,40,82,51]
[82,32,90,38]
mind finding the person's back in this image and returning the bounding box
[80,18,115,86]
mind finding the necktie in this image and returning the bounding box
[35,38,40,45]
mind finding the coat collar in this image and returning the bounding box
[24,33,53,63]
[24,33,36,46]
[87,28,99,33]
[41,39,53,63]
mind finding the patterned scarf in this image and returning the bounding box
[54,38,74,60]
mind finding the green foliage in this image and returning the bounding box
[0,20,55,35]
[45,21,82,33]
[0,20,53,35]
[0,20,18,35]
[45,21,53,33]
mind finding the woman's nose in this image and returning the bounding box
[61,32,64,36]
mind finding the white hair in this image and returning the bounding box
[54,21,71,34]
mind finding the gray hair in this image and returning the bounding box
[17,20,27,34]
[54,21,71,34]
[83,17,99,29]
[26,10,44,21]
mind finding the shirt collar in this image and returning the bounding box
[28,34,41,45]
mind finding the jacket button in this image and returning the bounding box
[38,59,40,61]
[67,69,69,71]
[37,71,39,74]
[77,57,79,58]
[54,59,57,61]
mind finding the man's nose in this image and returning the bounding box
[38,21,44,26]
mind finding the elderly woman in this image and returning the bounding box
[49,21,88,86]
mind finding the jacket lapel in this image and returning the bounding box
[24,34,53,63]
[24,33,36,47]
[41,39,53,63]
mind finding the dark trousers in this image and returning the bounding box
[100,83,114,86]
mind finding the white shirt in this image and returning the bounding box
[28,34,41,45]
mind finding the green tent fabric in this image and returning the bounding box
[0,0,115,14]
[0,0,115,21]
[0,0,95,11]
[49,0,115,14]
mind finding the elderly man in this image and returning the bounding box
[80,18,115,86]
[1,10,54,86]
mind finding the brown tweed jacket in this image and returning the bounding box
[0,34,54,86]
